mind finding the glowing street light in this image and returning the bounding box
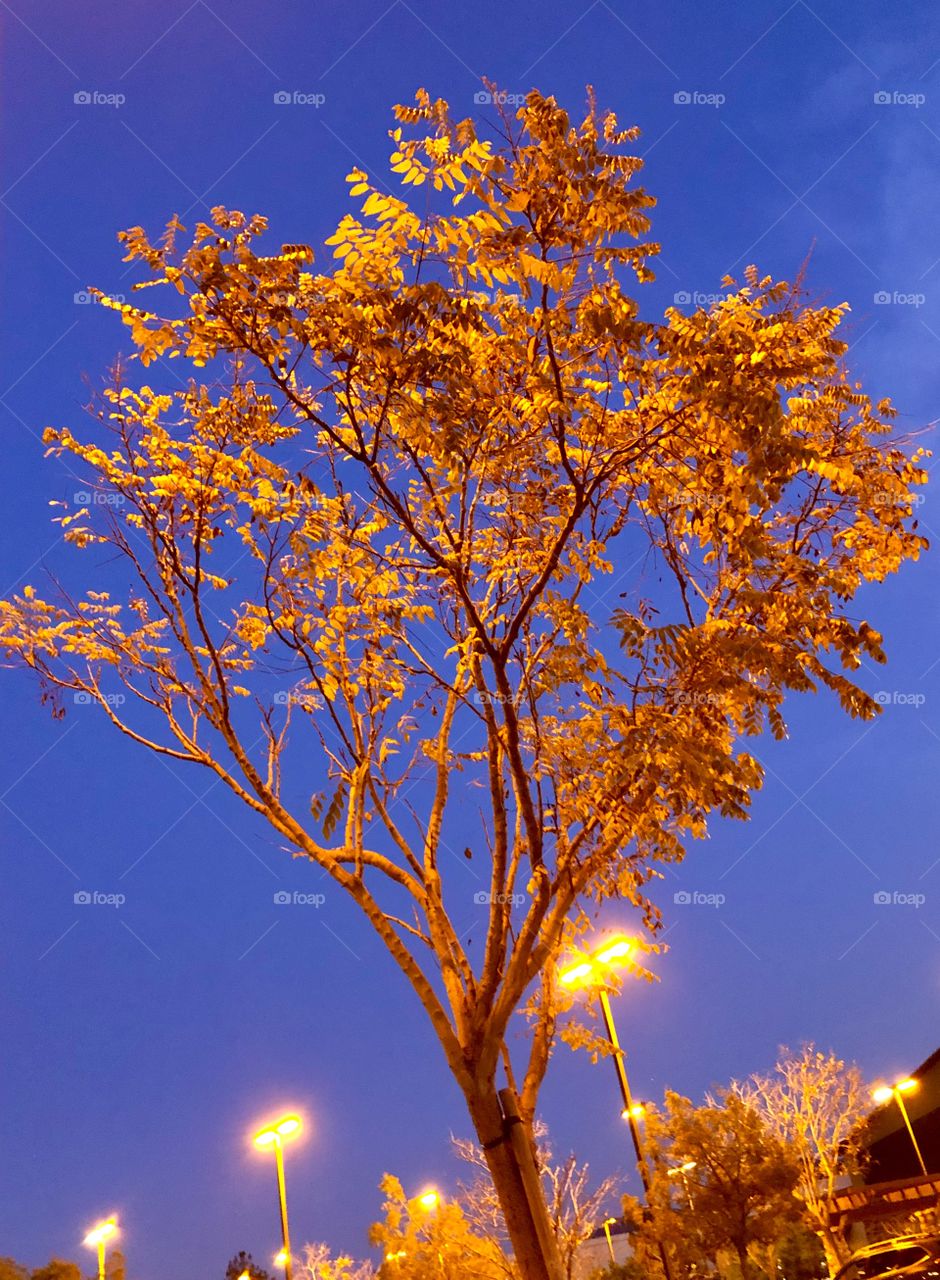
[559,935,673,1280]
[668,1160,698,1209]
[83,1218,118,1280]
[872,1079,927,1176]
[254,1113,303,1280]
[417,1189,440,1211]
[602,1217,618,1264]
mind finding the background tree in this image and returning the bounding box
[0,1262,29,1280]
[297,1243,375,1280]
[369,1174,509,1279]
[30,1262,82,1280]
[0,87,926,1278]
[635,1091,802,1280]
[103,1250,125,1280]
[225,1252,271,1280]
[736,1046,871,1275]
[455,1128,619,1280]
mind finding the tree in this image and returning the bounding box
[635,1091,802,1280]
[369,1174,509,1279]
[104,1250,126,1280]
[736,1046,871,1275]
[226,1252,271,1280]
[297,1243,375,1280]
[0,85,926,1279]
[0,1261,29,1280]
[454,1128,619,1280]
[30,1263,82,1280]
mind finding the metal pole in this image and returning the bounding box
[895,1090,928,1177]
[274,1137,293,1280]
[97,1243,105,1280]
[603,1220,616,1264]
[597,989,675,1280]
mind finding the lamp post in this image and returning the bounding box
[602,1218,617,1264]
[254,1113,303,1280]
[872,1079,927,1177]
[83,1218,118,1280]
[560,935,674,1280]
[667,1160,697,1210]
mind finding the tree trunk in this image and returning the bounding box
[464,1083,566,1280]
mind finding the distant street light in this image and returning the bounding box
[417,1188,441,1211]
[872,1079,927,1176]
[667,1160,698,1209]
[83,1218,118,1280]
[602,1217,617,1264]
[560,935,674,1280]
[254,1113,303,1280]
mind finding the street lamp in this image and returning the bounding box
[872,1079,927,1176]
[667,1160,698,1210]
[602,1217,617,1264]
[560,936,651,1188]
[254,1113,303,1280]
[83,1218,118,1280]
[417,1188,440,1211]
[560,934,673,1280]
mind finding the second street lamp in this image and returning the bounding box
[560,935,674,1280]
[83,1218,118,1280]
[254,1113,303,1280]
[872,1079,927,1177]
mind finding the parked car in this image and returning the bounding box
[834,1235,940,1280]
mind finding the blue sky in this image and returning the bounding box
[1,0,939,1276]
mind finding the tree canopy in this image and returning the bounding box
[0,86,926,1278]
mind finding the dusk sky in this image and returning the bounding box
[1,1,939,1277]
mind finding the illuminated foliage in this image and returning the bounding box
[0,87,926,1279]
